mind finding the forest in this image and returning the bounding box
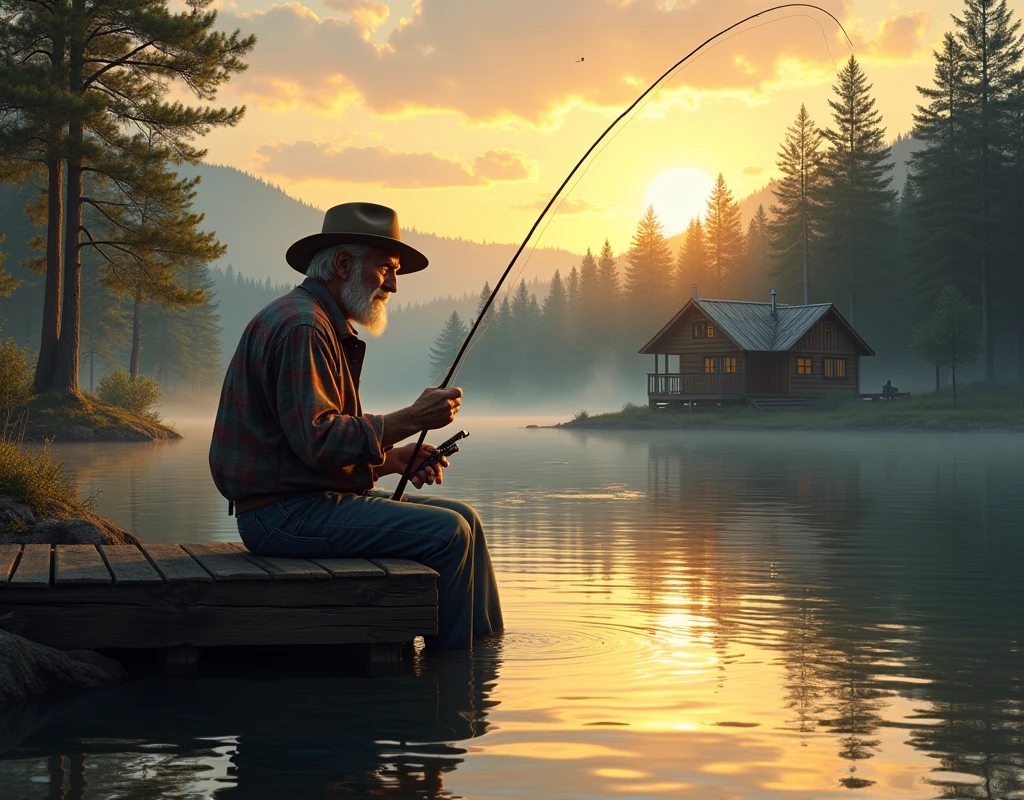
[1,0,1022,411]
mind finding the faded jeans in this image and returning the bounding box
[236,490,503,650]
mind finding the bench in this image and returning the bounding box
[0,543,438,662]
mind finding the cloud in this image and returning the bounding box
[856,10,932,61]
[226,0,859,124]
[257,140,534,187]
[323,0,389,41]
[740,165,764,177]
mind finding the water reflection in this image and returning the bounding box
[1,644,502,798]
[7,423,1022,798]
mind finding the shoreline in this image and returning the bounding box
[554,418,1024,433]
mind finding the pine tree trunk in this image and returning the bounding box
[51,121,83,397]
[129,295,142,380]
[802,214,809,304]
[51,1,85,397]
[33,157,64,393]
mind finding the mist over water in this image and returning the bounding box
[3,420,1023,799]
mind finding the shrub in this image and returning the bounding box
[96,369,162,421]
[572,409,590,421]
[621,402,646,414]
[0,415,85,516]
[0,338,36,412]
[818,390,852,411]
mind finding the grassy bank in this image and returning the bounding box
[16,391,182,442]
[560,386,1024,432]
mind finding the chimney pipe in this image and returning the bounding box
[692,283,698,300]
[770,288,777,318]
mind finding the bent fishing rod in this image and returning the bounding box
[392,3,853,501]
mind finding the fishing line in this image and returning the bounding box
[393,3,854,500]
[440,10,849,387]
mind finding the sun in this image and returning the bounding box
[643,167,716,238]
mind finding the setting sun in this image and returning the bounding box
[643,167,716,237]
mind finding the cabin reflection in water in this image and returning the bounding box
[645,434,1024,797]
[0,644,501,798]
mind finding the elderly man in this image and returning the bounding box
[209,202,503,650]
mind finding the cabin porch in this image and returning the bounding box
[646,352,793,409]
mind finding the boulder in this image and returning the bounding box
[0,494,140,546]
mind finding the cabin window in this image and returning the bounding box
[824,322,834,338]
[796,357,813,375]
[722,357,737,374]
[824,357,847,378]
[703,357,716,374]
[692,321,716,339]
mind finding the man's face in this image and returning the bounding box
[333,246,400,337]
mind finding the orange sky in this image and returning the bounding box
[195,0,961,255]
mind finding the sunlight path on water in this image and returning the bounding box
[21,419,1024,799]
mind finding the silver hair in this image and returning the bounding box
[305,244,370,282]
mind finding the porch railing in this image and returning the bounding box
[647,373,743,396]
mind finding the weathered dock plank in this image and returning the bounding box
[55,545,112,585]
[228,544,331,580]
[0,545,21,587]
[4,604,437,649]
[9,545,51,588]
[181,543,271,581]
[371,558,440,578]
[309,558,386,578]
[99,545,163,585]
[140,544,213,583]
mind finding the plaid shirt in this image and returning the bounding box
[209,278,387,504]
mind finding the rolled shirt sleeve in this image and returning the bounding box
[273,324,386,472]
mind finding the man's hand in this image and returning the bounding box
[382,387,463,446]
[378,442,449,489]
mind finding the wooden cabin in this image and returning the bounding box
[639,290,875,410]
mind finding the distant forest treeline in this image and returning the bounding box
[1,0,1022,411]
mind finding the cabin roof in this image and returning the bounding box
[639,298,876,355]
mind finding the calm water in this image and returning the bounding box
[2,418,1023,799]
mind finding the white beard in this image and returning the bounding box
[339,273,389,337]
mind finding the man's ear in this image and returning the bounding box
[332,248,351,281]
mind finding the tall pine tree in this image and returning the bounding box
[703,174,744,296]
[675,217,707,300]
[816,56,897,328]
[429,311,469,380]
[623,206,673,329]
[769,104,824,304]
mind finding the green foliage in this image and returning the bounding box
[0,337,36,411]
[96,369,162,421]
[624,205,674,323]
[0,416,83,516]
[703,173,745,296]
[429,311,469,379]
[911,285,982,403]
[620,402,646,414]
[572,409,590,421]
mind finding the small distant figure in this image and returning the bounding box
[575,57,584,63]
[882,379,899,398]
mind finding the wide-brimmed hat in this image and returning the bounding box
[285,202,428,275]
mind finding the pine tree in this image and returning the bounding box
[769,104,824,304]
[906,33,974,314]
[429,311,469,378]
[953,0,1023,379]
[0,0,254,396]
[675,217,707,300]
[742,205,770,301]
[817,56,897,327]
[624,206,673,328]
[702,174,744,296]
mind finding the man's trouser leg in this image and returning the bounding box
[237,491,502,650]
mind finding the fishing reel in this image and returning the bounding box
[417,429,470,471]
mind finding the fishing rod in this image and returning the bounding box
[392,3,853,501]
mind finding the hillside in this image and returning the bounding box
[176,163,582,308]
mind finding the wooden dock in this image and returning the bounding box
[0,543,438,654]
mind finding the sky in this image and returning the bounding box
[191,0,962,255]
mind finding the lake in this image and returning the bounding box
[2,418,1023,799]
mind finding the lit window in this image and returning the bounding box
[692,321,715,339]
[796,357,812,375]
[722,357,737,374]
[703,357,715,374]
[824,358,846,378]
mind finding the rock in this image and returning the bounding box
[0,625,126,707]
[0,494,140,546]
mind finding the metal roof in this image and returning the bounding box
[638,297,875,355]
